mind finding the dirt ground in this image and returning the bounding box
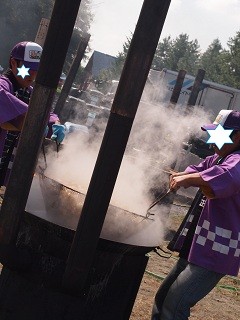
[130,250,239,320]
[130,203,240,320]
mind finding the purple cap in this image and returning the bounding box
[201,110,240,131]
[11,41,42,71]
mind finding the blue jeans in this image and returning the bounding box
[151,258,224,320]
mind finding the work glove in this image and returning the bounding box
[51,124,66,144]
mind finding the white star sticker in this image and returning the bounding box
[206,124,233,149]
[17,64,30,79]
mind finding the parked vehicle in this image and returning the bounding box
[148,68,240,119]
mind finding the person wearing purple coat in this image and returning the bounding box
[152,109,240,320]
[0,41,65,186]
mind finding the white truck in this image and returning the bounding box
[147,68,240,119]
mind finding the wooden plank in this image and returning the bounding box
[35,18,50,47]
[54,34,90,120]
[186,68,206,112]
[169,69,186,108]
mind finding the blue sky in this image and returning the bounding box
[89,0,240,57]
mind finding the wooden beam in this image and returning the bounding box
[35,18,50,47]
[54,34,90,121]
[63,0,172,294]
[186,69,206,113]
[169,69,186,109]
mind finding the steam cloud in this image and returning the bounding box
[39,85,212,247]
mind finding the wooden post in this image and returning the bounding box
[54,34,90,121]
[169,69,186,109]
[63,0,172,293]
[35,18,50,47]
[0,0,84,245]
[186,69,205,113]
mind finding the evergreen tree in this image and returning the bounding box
[152,36,173,70]
[199,32,240,88]
[199,39,225,82]
[216,50,234,87]
[111,34,132,80]
[226,31,240,88]
[152,34,200,73]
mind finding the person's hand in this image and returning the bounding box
[170,172,215,198]
[169,171,187,189]
[170,174,192,190]
[51,124,66,144]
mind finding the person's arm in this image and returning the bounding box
[45,112,66,143]
[0,80,28,129]
[199,154,240,198]
[170,154,240,199]
[170,172,210,189]
[170,172,215,199]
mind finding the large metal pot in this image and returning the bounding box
[0,170,164,319]
[25,173,163,252]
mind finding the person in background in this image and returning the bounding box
[151,109,240,320]
[0,41,65,186]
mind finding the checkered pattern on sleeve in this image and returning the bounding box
[181,197,207,237]
[195,219,240,257]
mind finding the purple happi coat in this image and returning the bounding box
[180,153,240,276]
[0,72,59,185]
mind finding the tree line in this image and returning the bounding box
[97,32,240,92]
[2,1,240,92]
[0,0,92,74]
